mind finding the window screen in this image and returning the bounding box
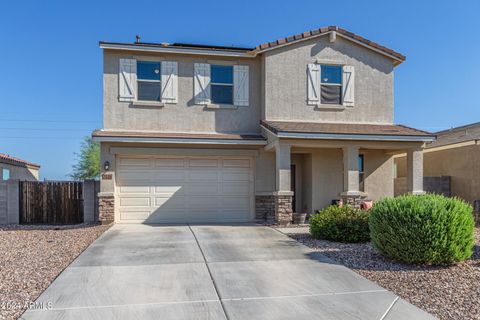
[137,61,161,101]
[320,65,342,105]
[211,65,233,104]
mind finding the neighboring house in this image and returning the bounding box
[92,26,434,225]
[0,153,40,181]
[395,122,480,204]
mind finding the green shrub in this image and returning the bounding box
[309,205,370,243]
[369,194,475,265]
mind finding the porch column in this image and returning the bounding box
[342,146,360,194]
[276,143,291,192]
[274,143,293,225]
[407,147,424,195]
[341,146,365,207]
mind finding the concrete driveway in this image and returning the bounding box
[22,225,434,320]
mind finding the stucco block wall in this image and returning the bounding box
[396,145,480,203]
[0,163,38,181]
[254,150,275,194]
[263,36,394,124]
[103,51,262,134]
[363,150,394,201]
[0,180,19,224]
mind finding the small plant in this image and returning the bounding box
[309,205,370,243]
[369,194,475,265]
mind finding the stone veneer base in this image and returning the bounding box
[255,194,293,225]
[98,194,114,224]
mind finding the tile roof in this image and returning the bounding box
[0,153,40,168]
[92,130,266,141]
[254,26,406,61]
[261,120,433,137]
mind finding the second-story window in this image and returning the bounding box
[320,65,342,105]
[137,61,161,101]
[211,65,233,104]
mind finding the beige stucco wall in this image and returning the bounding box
[362,149,394,201]
[103,50,262,134]
[395,145,480,203]
[0,162,39,181]
[263,36,395,124]
[293,148,393,213]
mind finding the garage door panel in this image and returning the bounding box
[119,158,152,167]
[187,182,218,195]
[152,171,187,180]
[154,158,185,167]
[118,185,150,194]
[222,196,250,210]
[187,196,220,209]
[222,172,251,181]
[223,159,251,168]
[153,185,184,195]
[117,156,253,223]
[188,171,219,181]
[155,196,187,209]
[120,211,151,221]
[119,197,151,207]
[118,171,155,180]
[189,159,219,167]
[222,181,251,195]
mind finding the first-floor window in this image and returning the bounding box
[211,65,233,104]
[137,61,161,101]
[358,154,365,192]
[321,65,342,105]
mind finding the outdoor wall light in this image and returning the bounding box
[104,161,110,171]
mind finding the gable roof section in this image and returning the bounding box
[254,26,405,63]
[100,26,405,63]
[261,120,434,142]
[0,153,40,169]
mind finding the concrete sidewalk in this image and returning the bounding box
[21,224,435,320]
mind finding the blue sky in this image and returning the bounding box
[1,0,479,179]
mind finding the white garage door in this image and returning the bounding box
[116,156,254,223]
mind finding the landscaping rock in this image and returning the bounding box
[282,227,480,320]
[0,224,110,320]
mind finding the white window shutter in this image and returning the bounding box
[307,63,320,105]
[194,63,210,104]
[342,65,355,107]
[119,58,136,102]
[234,65,249,106]
[161,61,178,103]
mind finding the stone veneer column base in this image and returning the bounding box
[255,193,293,225]
[340,192,368,209]
[98,193,114,225]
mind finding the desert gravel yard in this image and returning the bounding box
[281,226,480,320]
[0,224,110,320]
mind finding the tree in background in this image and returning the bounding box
[71,137,100,180]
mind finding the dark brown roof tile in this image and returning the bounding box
[261,120,433,138]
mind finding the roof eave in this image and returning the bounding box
[253,31,405,65]
[92,135,266,145]
[99,42,257,58]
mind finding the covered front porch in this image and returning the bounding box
[257,121,435,225]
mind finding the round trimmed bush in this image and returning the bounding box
[309,205,370,243]
[369,194,475,265]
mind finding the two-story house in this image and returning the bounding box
[93,26,435,225]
